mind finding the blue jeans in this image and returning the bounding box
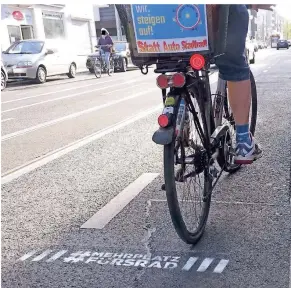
[215,5,250,82]
[104,52,111,70]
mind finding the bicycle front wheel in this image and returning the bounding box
[108,58,114,76]
[94,59,102,78]
[164,94,212,245]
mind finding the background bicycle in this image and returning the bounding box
[93,45,115,78]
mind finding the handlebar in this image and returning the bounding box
[96,45,113,48]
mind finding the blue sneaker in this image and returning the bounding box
[234,134,262,164]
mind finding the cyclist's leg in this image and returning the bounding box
[104,52,110,71]
[215,5,261,164]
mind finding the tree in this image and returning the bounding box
[283,21,291,39]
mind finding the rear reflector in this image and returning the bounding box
[190,54,205,70]
[156,74,169,89]
[172,73,185,88]
[158,114,169,128]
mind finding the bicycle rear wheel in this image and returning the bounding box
[164,92,212,245]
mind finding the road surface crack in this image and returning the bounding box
[132,200,156,287]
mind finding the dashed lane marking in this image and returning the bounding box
[1,79,147,113]
[1,88,157,141]
[5,73,155,99]
[1,105,162,184]
[81,173,159,229]
[1,118,14,122]
[17,249,229,273]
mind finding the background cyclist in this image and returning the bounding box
[97,28,113,72]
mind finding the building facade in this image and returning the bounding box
[93,4,125,42]
[1,4,97,55]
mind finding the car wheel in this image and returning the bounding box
[89,68,95,74]
[1,69,7,91]
[35,66,47,84]
[250,52,255,64]
[67,63,76,78]
[121,58,127,72]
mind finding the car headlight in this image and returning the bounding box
[17,61,33,68]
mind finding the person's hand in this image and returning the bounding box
[251,4,275,11]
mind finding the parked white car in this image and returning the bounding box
[1,60,8,90]
[2,39,77,84]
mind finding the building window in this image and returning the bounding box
[7,25,22,44]
[42,11,65,39]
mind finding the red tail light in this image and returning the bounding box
[156,74,169,89]
[158,114,169,128]
[172,73,185,88]
[190,54,205,70]
[156,73,186,89]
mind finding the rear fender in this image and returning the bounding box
[152,90,181,145]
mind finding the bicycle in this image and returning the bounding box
[116,4,257,245]
[93,45,115,78]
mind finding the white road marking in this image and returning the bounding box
[81,173,159,229]
[46,250,68,262]
[32,250,53,262]
[2,88,156,141]
[2,79,141,113]
[18,250,38,261]
[1,105,162,184]
[12,74,149,98]
[1,118,14,122]
[213,259,229,273]
[263,70,268,73]
[18,249,229,273]
[197,258,214,272]
[103,84,141,95]
[182,257,198,271]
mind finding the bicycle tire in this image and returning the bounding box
[217,69,258,173]
[94,59,102,78]
[164,93,212,245]
[249,70,257,136]
[108,58,114,76]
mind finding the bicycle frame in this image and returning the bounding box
[152,64,233,189]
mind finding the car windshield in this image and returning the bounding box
[114,43,126,52]
[5,41,44,54]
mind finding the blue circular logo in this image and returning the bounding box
[175,5,200,30]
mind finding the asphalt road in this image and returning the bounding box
[1,48,291,288]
